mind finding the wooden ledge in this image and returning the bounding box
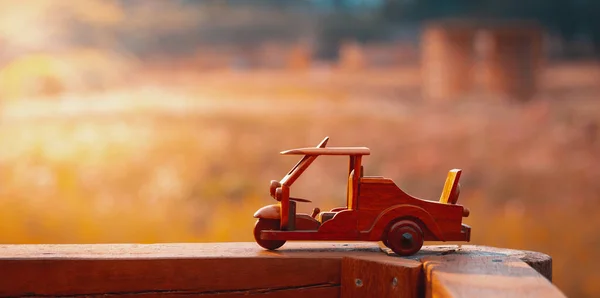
[0,242,566,298]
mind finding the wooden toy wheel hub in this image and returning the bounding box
[386,220,424,256]
[401,232,414,248]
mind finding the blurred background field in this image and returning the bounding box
[0,1,599,297]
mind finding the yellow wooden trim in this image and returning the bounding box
[439,169,461,204]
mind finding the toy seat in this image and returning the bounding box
[439,169,462,204]
[318,212,336,224]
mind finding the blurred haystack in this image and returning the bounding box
[0,54,78,100]
[0,49,137,100]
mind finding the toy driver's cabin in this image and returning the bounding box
[253,137,471,256]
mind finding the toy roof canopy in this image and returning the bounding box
[280,147,371,156]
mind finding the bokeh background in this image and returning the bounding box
[0,1,599,296]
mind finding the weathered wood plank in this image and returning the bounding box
[380,244,554,281]
[422,255,566,298]
[0,242,377,297]
[0,258,341,297]
[72,284,340,298]
[0,242,380,259]
[0,242,566,297]
[341,255,422,298]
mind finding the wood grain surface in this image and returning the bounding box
[0,242,566,297]
[422,255,566,298]
[380,244,554,281]
[341,255,422,298]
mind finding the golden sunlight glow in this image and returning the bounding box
[0,2,598,297]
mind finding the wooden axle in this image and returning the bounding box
[260,226,471,242]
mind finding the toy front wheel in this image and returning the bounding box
[253,218,286,250]
[386,220,424,256]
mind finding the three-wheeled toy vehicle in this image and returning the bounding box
[253,137,471,256]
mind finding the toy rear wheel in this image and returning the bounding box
[386,220,424,256]
[382,237,389,247]
[253,218,286,250]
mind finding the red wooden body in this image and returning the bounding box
[260,177,470,242]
